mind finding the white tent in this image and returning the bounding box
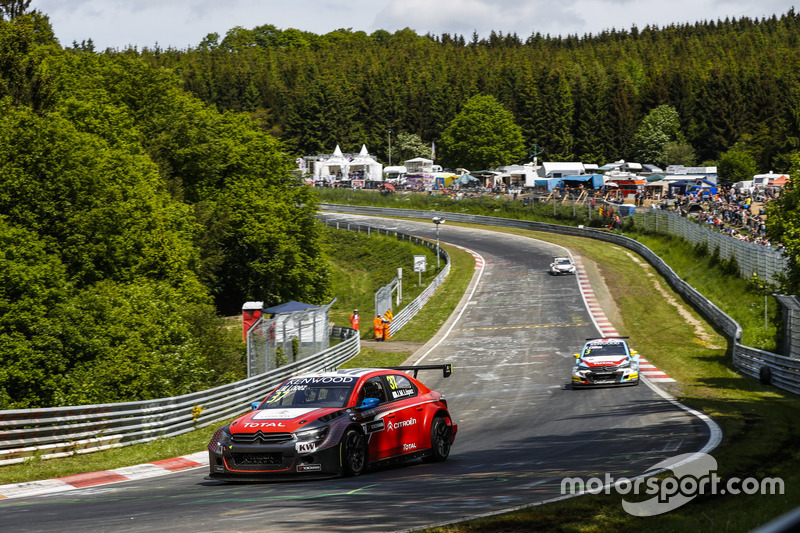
[348,145,383,181]
[313,145,350,181]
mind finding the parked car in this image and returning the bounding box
[206,365,457,480]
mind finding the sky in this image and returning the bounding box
[32,0,798,50]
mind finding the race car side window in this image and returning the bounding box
[384,374,417,401]
[357,377,388,405]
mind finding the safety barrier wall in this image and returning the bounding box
[0,329,360,466]
[320,219,451,337]
[319,203,800,395]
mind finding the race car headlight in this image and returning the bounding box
[618,360,631,368]
[294,426,329,443]
[209,426,232,455]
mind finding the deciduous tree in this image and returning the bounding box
[440,94,525,170]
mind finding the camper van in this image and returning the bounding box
[752,173,787,191]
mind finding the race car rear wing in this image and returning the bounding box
[388,364,453,379]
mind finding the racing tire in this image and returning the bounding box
[423,415,451,463]
[341,428,367,476]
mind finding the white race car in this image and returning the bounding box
[549,256,576,275]
[572,337,640,387]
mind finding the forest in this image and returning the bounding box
[3,6,800,408]
[0,11,329,408]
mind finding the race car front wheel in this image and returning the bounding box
[424,415,452,463]
[341,428,367,476]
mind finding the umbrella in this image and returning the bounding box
[381,183,396,190]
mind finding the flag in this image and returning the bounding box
[431,142,436,160]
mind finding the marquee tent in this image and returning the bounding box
[348,145,383,181]
[313,145,350,181]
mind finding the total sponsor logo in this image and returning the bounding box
[386,417,417,431]
[584,357,626,367]
[242,422,287,428]
[403,442,417,451]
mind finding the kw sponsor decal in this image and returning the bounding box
[296,442,317,453]
[387,418,417,431]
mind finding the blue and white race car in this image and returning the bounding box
[572,337,640,387]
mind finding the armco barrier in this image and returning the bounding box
[0,330,359,466]
[319,218,451,337]
[319,203,800,395]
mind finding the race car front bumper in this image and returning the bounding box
[206,436,344,480]
[572,370,639,387]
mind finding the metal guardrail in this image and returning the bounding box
[319,203,800,395]
[319,218,451,338]
[0,330,360,466]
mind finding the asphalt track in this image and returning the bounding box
[0,215,718,532]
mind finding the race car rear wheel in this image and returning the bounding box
[424,415,452,463]
[341,428,367,476]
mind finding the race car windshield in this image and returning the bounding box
[556,258,571,264]
[262,377,357,408]
[583,344,628,357]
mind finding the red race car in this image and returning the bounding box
[206,365,457,480]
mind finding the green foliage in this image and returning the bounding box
[275,346,286,367]
[718,148,757,184]
[766,178,800,294]
[632,105,682,165]
[663,140,697,167]
[392,132,431,163]
[0,14,330,407]
[440,94,525,169]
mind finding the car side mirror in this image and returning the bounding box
[574,353,581,358]
[358,397,379,410]
[251,401,262,410]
